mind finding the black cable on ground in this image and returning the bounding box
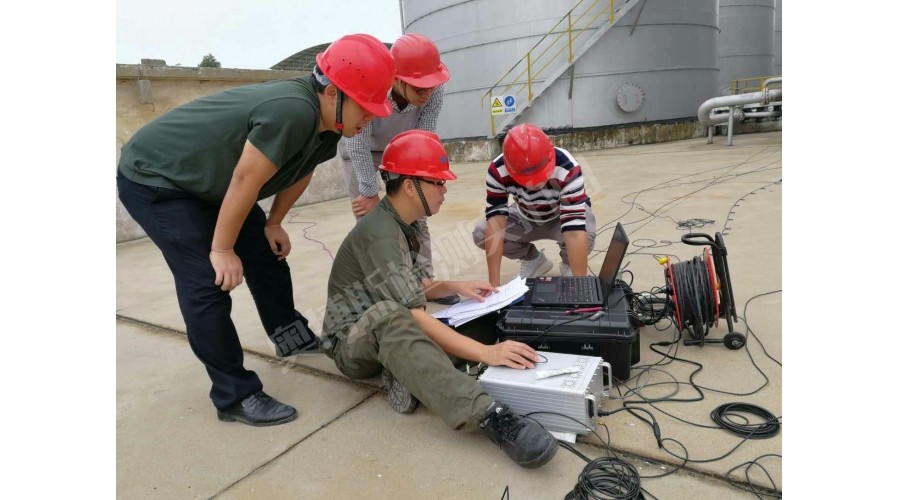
[676,218,715,230]
[589,147,782,252]
[564,456,645,500]
[523,411,655,499]
[710,403,780,439]
[620,288,782,402]
[721,180,782,236]
[742,290,783,366]
[724,454,783,499]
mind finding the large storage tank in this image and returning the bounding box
[403,0,719,139]
[717,0,776,94]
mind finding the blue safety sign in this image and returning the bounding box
[491,95,518,116]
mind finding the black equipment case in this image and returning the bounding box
[497,284,640,381]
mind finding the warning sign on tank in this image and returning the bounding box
[491,95,516,115]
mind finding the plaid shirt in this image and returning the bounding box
[345,85,445,197]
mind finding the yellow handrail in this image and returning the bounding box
[504,6,609,103]
[482,0,620,136]
[481,0,589,107]
[730,75,782,95]
[481,0,609,106]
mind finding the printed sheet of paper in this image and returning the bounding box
[431,276,529,326]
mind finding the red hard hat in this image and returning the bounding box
[391,33,450,88]
[502,123,556,187]
[316,34,395,117]
[379,130,457,181]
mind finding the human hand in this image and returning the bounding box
[210,249,243,291]
[483,340,539,369]
[453,281,499,302]
[264,224,292,261]
[351,195,380,217]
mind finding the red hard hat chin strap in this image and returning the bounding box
[412,178,433,217]
[380,173,433,217]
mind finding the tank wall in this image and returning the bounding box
[405,0,719,138]
[569,4,718,129]
[717,0,776,94]
[774,0,782,75]
[406,0,580,138]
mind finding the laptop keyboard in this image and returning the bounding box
[558,277,598,303]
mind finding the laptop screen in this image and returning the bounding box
[597,223,629,302]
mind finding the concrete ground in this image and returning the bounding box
[117,132,782,499]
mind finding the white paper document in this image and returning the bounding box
[431,276,529,327]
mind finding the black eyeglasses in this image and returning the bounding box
[406,83,435,97]
[417,178,446,187]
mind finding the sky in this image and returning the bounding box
[117,0,404,69]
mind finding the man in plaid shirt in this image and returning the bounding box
[339,33,458,304]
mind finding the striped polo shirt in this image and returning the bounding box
[484,147,591,232]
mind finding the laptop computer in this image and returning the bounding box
[527,222,630,308]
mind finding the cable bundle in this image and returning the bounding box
[669,255,717,343]
[627,288,671,326]
[711,403,780,439]
[564,456,644,500]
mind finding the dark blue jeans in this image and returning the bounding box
[117,170,305,410]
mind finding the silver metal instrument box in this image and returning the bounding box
[477,351,611,434]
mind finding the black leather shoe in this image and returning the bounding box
[217,391,298,427]
[430,294,461,305]
[480,403,558,468]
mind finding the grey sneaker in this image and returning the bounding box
[519,251,553,279]
[559,263,573,277]
[382,368,420,414]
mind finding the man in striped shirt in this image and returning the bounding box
[473,123,597,287]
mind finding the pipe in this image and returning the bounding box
[705,107,745,126]
[763,77,782,89]
[744,110,781,119]
[698,89,783,126]
[727,107,735,146]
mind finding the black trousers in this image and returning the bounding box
[117,171,304,410]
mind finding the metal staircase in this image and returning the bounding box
[482,0,642,138]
